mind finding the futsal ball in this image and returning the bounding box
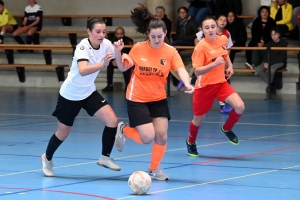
[128,171,152,195]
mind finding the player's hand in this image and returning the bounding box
[184,84,194,94]
[226,66,234,80]
[22,26,29,32]
[121,53,134,67]
[214,56,225,66]
[103,52,113,67]
[114,39,124,51]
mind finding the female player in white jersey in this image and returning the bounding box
[41,17,131,176]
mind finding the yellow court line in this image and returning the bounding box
[117,164,300,199]
[1,131,299,178]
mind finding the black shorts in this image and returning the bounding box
[127,99,171,127]
[12,24,18,31]
[52,91,108,126]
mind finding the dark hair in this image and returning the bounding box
[0,0,4,6]
[87,17,105,30]
[216,14,227,20]
[270,26,281,35]
[130,3,166,35]
[177,6,188,13]
[258,5,270,16]
[200,15,216,28]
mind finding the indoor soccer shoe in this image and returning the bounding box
[115,122,127,151]
[221,127,239,145]
[220,104,233,114]
[41,153,54,177]
[149,168,169,181]
[97,155,121,171]
[186,139,199,157]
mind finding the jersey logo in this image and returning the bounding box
[160,58,167,66]
[140,58,147,61]
[80,46,85,50]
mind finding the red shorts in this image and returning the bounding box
[193,82,236,116]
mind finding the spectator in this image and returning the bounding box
[214,0,242,17]
[155,6,172,42]
[245,6,276,69]
[172,6,198,46]
[226,11,247,63]
[12,0,43,47]
[102,27,133,92]
[186,0,214,26]
[270,0,293,35]
[287,0,300,28]
[256,26,287,94]
[0,0,18,44]
[247,0,272,28]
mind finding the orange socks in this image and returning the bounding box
[123,126,143,144]
[149,142,167,171]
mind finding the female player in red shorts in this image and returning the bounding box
[113,4,194,180]
[186,16,245,156]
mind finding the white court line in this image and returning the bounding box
[1,131,299,178]
[117,164,300,199]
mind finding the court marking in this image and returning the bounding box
[1,131,299,178]
[116,164,300,199]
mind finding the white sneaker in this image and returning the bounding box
[149,168,169,181]
[97,155,121,171]
[115,122,127,151]
[247,22,252,29]
[245,62,254,69]
[41,153,54,177]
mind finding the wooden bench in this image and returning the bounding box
[0,44,73,82]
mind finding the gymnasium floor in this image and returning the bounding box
[0,87,299,200]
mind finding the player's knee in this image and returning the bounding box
[235,101,245,114]
[141,134,155,144]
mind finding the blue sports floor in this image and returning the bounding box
[0,87,300,200]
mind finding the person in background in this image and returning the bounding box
[186,0,214,26]
[270,0,293,35]
[172,6,198,46]
[102,27,133,92]
[0,0,18,44]
[155,6,172,43]
[226,10,247,63]
[247,0,272,28]
[13,0,43,47]
[245,6,276,69]
[256,26,287,94]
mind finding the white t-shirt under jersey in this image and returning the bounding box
[60,38,114,100]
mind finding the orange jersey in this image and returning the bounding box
[127,41,184,102]
[192,35,228,89]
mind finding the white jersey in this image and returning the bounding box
[196,30,233,49]
[260,0,271,6]
[60,38,115,100]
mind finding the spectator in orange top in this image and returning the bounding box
[113,4,194,181]
[186,16,245,157]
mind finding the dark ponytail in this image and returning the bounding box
[87,17,105,31]
[130,3,166,34]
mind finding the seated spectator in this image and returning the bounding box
[287,0,300,28]
[186,0,214,26]
[214,0,242,17]
[226,11,247,63]
[256,26,287,94]
[270,0,293,35]
[155,6,172,43]
[13,0,43,47]
[247,0,272,28]
[102,27,133,92]
[0,0,18,44]
[172,6,198,46]
[245,6,276,69]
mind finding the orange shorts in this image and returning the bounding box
[193,82,236,116]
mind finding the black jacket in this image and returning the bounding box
[111,35,133,54]
[263,39,288,66]
[226,18,247,47]
[162,14,172,40]
[248,17,276,47]
[173,17,198,42]
[214,0,242,16]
